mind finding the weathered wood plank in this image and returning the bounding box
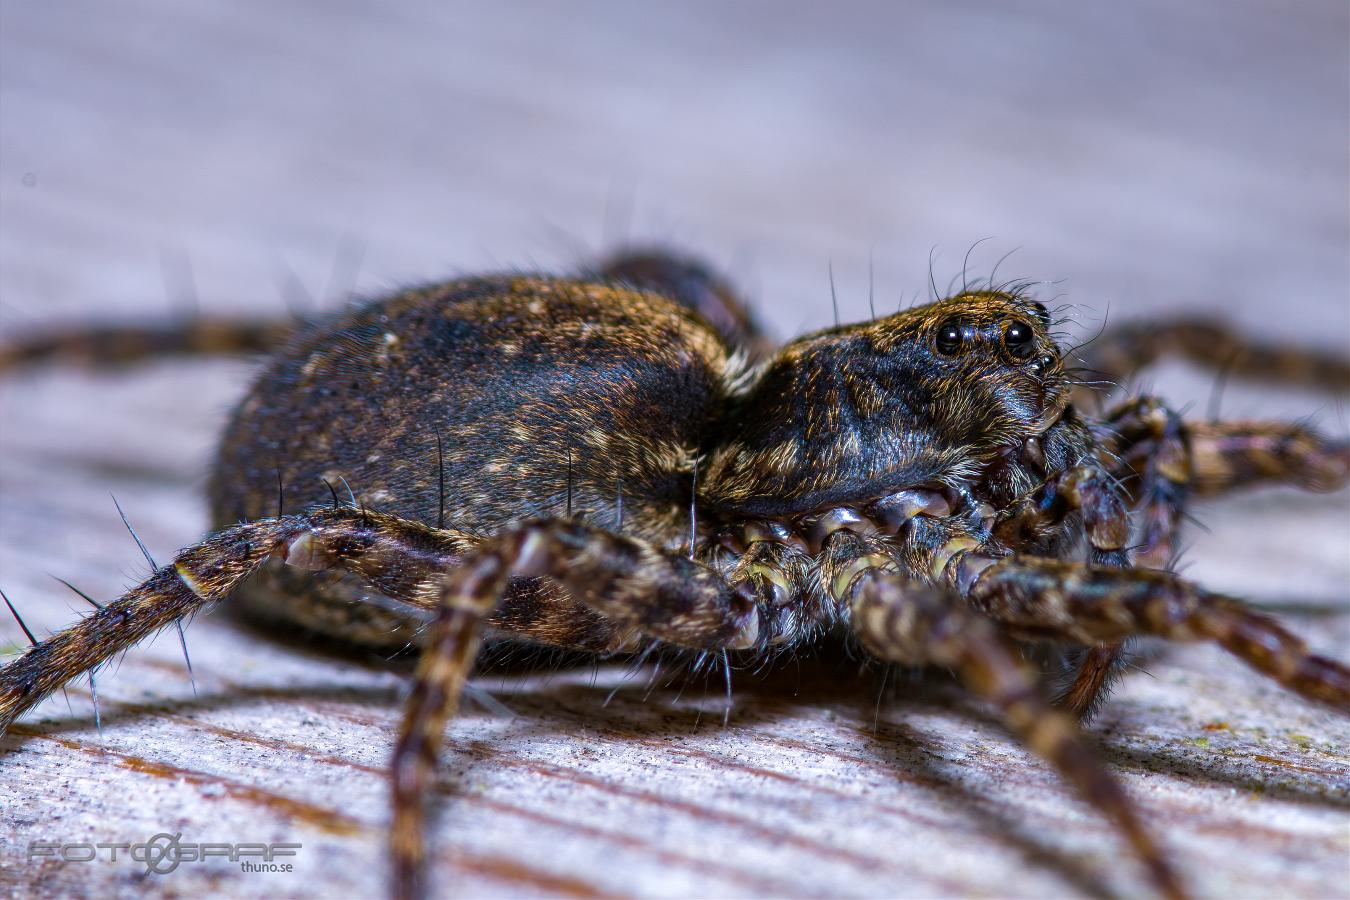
[1,2,1347,898]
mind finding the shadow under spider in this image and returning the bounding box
[934,679,1350,812]
[450,660,1122,898]
[8,615,1345,897]
[0,680,404,741]
[1101,739,1349,809]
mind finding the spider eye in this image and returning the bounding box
[1030,301,1051,326]
[1003,320,1036,359]
[935,318,964,355]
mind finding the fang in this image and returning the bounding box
[797,507,872,553]
[866,489,951,532]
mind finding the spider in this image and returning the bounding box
[1,249,1347,899]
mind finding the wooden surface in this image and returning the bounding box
[1,2,1348,898]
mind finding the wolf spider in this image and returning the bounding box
[1,249,1347,899]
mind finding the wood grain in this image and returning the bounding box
[1,2,1347,898]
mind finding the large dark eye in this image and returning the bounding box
[1004,320,1036,359]
[935,318,964,355]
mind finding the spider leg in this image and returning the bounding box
[717,539,821,645]
[0,507,479,727]
[1183,420,1349,496]
[0,317,295,371]
[1100,396,1349,567]
[964,554,1350,710]
[1083,398,1347,715]
[818,530,1185,900]
[1075,317,1350,394]
[910,512,1347,712]
[1,502,729,726]
[0,506,773,899]
[992,464,1130,567]
[388,519,764,898]
[990,464,1132,718]
[1096,395,1190,570]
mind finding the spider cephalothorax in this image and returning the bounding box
[705,290,1080,536]
[1,251,1346,900]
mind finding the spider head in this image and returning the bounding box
[888,289,1069,441]
[705,290,1071,517]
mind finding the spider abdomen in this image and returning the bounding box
[209,275,736,647]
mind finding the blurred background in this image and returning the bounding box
[3,1,1347,342]
[1,3,1347,898]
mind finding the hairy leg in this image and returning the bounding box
[1078,324,1347,711]
[992,464,1130,567]
[1183,420,1350,495]
[715,539,821,645]
[0,504,749,726]
[0,316,295,371]
[0,506,777,898]
[990,464,1132,717]
[1100,396,1349,567]
[0,507,477,726]
[964,555,1350,710]
[1095,396,1190,569]
[1075,317,1350,393]
[900,513,1349,712]
[818,530,1184,900]
[387,520,768,898]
